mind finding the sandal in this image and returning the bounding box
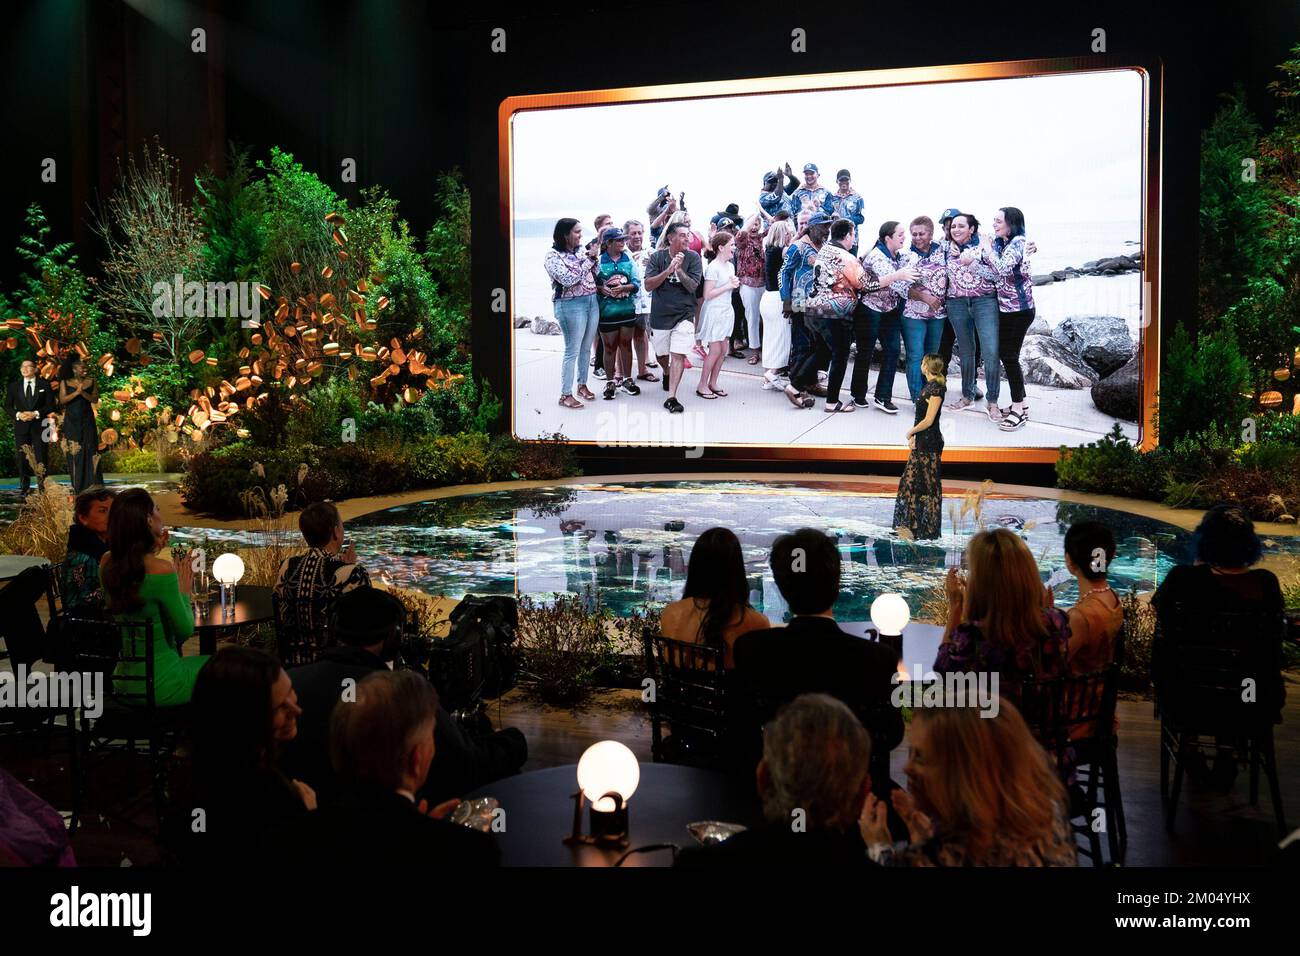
[999,409,1028,431]
[747,353,761,365]
[577,385,596,401]
[711,387,728,397]
[559,395,584,409]
[636,371,660,382]
[784,387,814,409]
[728,348,746,359]
[824,401,855,413]
[695,389,719,400]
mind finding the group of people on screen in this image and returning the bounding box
[543,162,1038,434]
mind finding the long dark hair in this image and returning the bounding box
[999,207,1026,238]
[551,218,579,252]
[682,527,752,650]
[102,488,159,614]
[191,646,284,797]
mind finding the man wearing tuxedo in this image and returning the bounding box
[5,359,56,494]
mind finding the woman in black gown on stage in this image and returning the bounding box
[58,355,101,494]
[893,353,946,540]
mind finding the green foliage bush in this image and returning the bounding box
[1055,425,1170,500]
[1157,323,1251,445]
[1057,423,1300,522]
[182,431,582,517]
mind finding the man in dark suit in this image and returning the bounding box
[4,359,55,494]
[267,669,499,867]
[732,527,904,793]
[280,586,526,804]
[676,693,876,868]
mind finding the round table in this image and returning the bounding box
[193,584,274,654]
[0,554,50,582]
[463,762,764,867]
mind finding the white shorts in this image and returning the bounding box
[651,320,697,356]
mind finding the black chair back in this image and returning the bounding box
[44,561,63,616]
[1154,604,1286,731]
[65,615,155,711]
[272,591,334,667]
[643,629,731,762]
[1021,665,1119,764]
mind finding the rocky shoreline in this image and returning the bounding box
[1031,250,1142,286]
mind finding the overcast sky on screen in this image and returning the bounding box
[510,69,1144,229]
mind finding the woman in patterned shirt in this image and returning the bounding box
[946,213,1003,422]
[854,222,916,413]
[544,218,600,409]
[858,699,1076,866]
[733,215,769,366]
[979,207,1037,431]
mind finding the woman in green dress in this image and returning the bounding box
[101,488,209,707]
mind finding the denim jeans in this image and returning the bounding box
[945,296,1000,403]
[851,305,902,403]
[901,316,946,401]
[806,314,854,404]
[556,293,599,395]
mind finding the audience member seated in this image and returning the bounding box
[0,564,50,671]
[1057,521,1124,676]
[935,528,1070,706]
[63,487,116,612]
[176,646,312,864]
[267,670,499,867]
[732,528,903,784]
[659,527,769,668]
[101,488,208,707]
[281,587,527,803]
[1151,502,1286,787]
[273,500,370,636]
[858,698,1077,866]
[676,693,875,867]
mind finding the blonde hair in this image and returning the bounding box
[765,219,795,249]
[921,353,946,388]
[910,699,1067,865]
[963,528,1049,652]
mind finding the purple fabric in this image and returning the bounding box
[0,767,76,866]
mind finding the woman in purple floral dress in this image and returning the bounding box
[934,528,1071,705]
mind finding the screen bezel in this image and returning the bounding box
[499,55,1161,464]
